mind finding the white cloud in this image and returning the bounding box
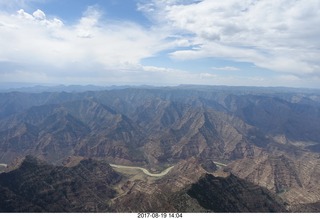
[33,9,46,20]
[0,6,170,84]
[1,1,320,88]
[140,0,320,78]
[17,9,34,20]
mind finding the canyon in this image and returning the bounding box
[0,85,319,212]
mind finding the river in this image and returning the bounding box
[0,163,8,168]
[109,164,174,177]
[110,161,227,177]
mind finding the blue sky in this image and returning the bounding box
[0,0,320,88]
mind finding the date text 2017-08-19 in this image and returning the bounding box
[137,213,183,218]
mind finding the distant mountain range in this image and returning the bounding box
[0,85,320,212]
[0,84,155,93]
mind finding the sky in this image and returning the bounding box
[0,0,320,88]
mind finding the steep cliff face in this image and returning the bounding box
[0,156,121,212]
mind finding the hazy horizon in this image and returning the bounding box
[1,82,320,93]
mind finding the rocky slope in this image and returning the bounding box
[0,156,121,212]
[229,152,320,205]
[187,173,287,212]
[0,86,320,212]
[0,156,288,212]
[0,98,145,164]
[1,86,319,166]
[0,92,266,166]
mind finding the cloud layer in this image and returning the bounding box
[0,6,170,84]
[140,0,320,77]
[0,0,320,87]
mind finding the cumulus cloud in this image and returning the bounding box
[0,6,170,84]
[33,9,46,20]
[1,1,320,87]
[17,9,35,20]
[139,0,320,78]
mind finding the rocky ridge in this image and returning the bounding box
[0,156,288,212]
[0,86,320,212]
